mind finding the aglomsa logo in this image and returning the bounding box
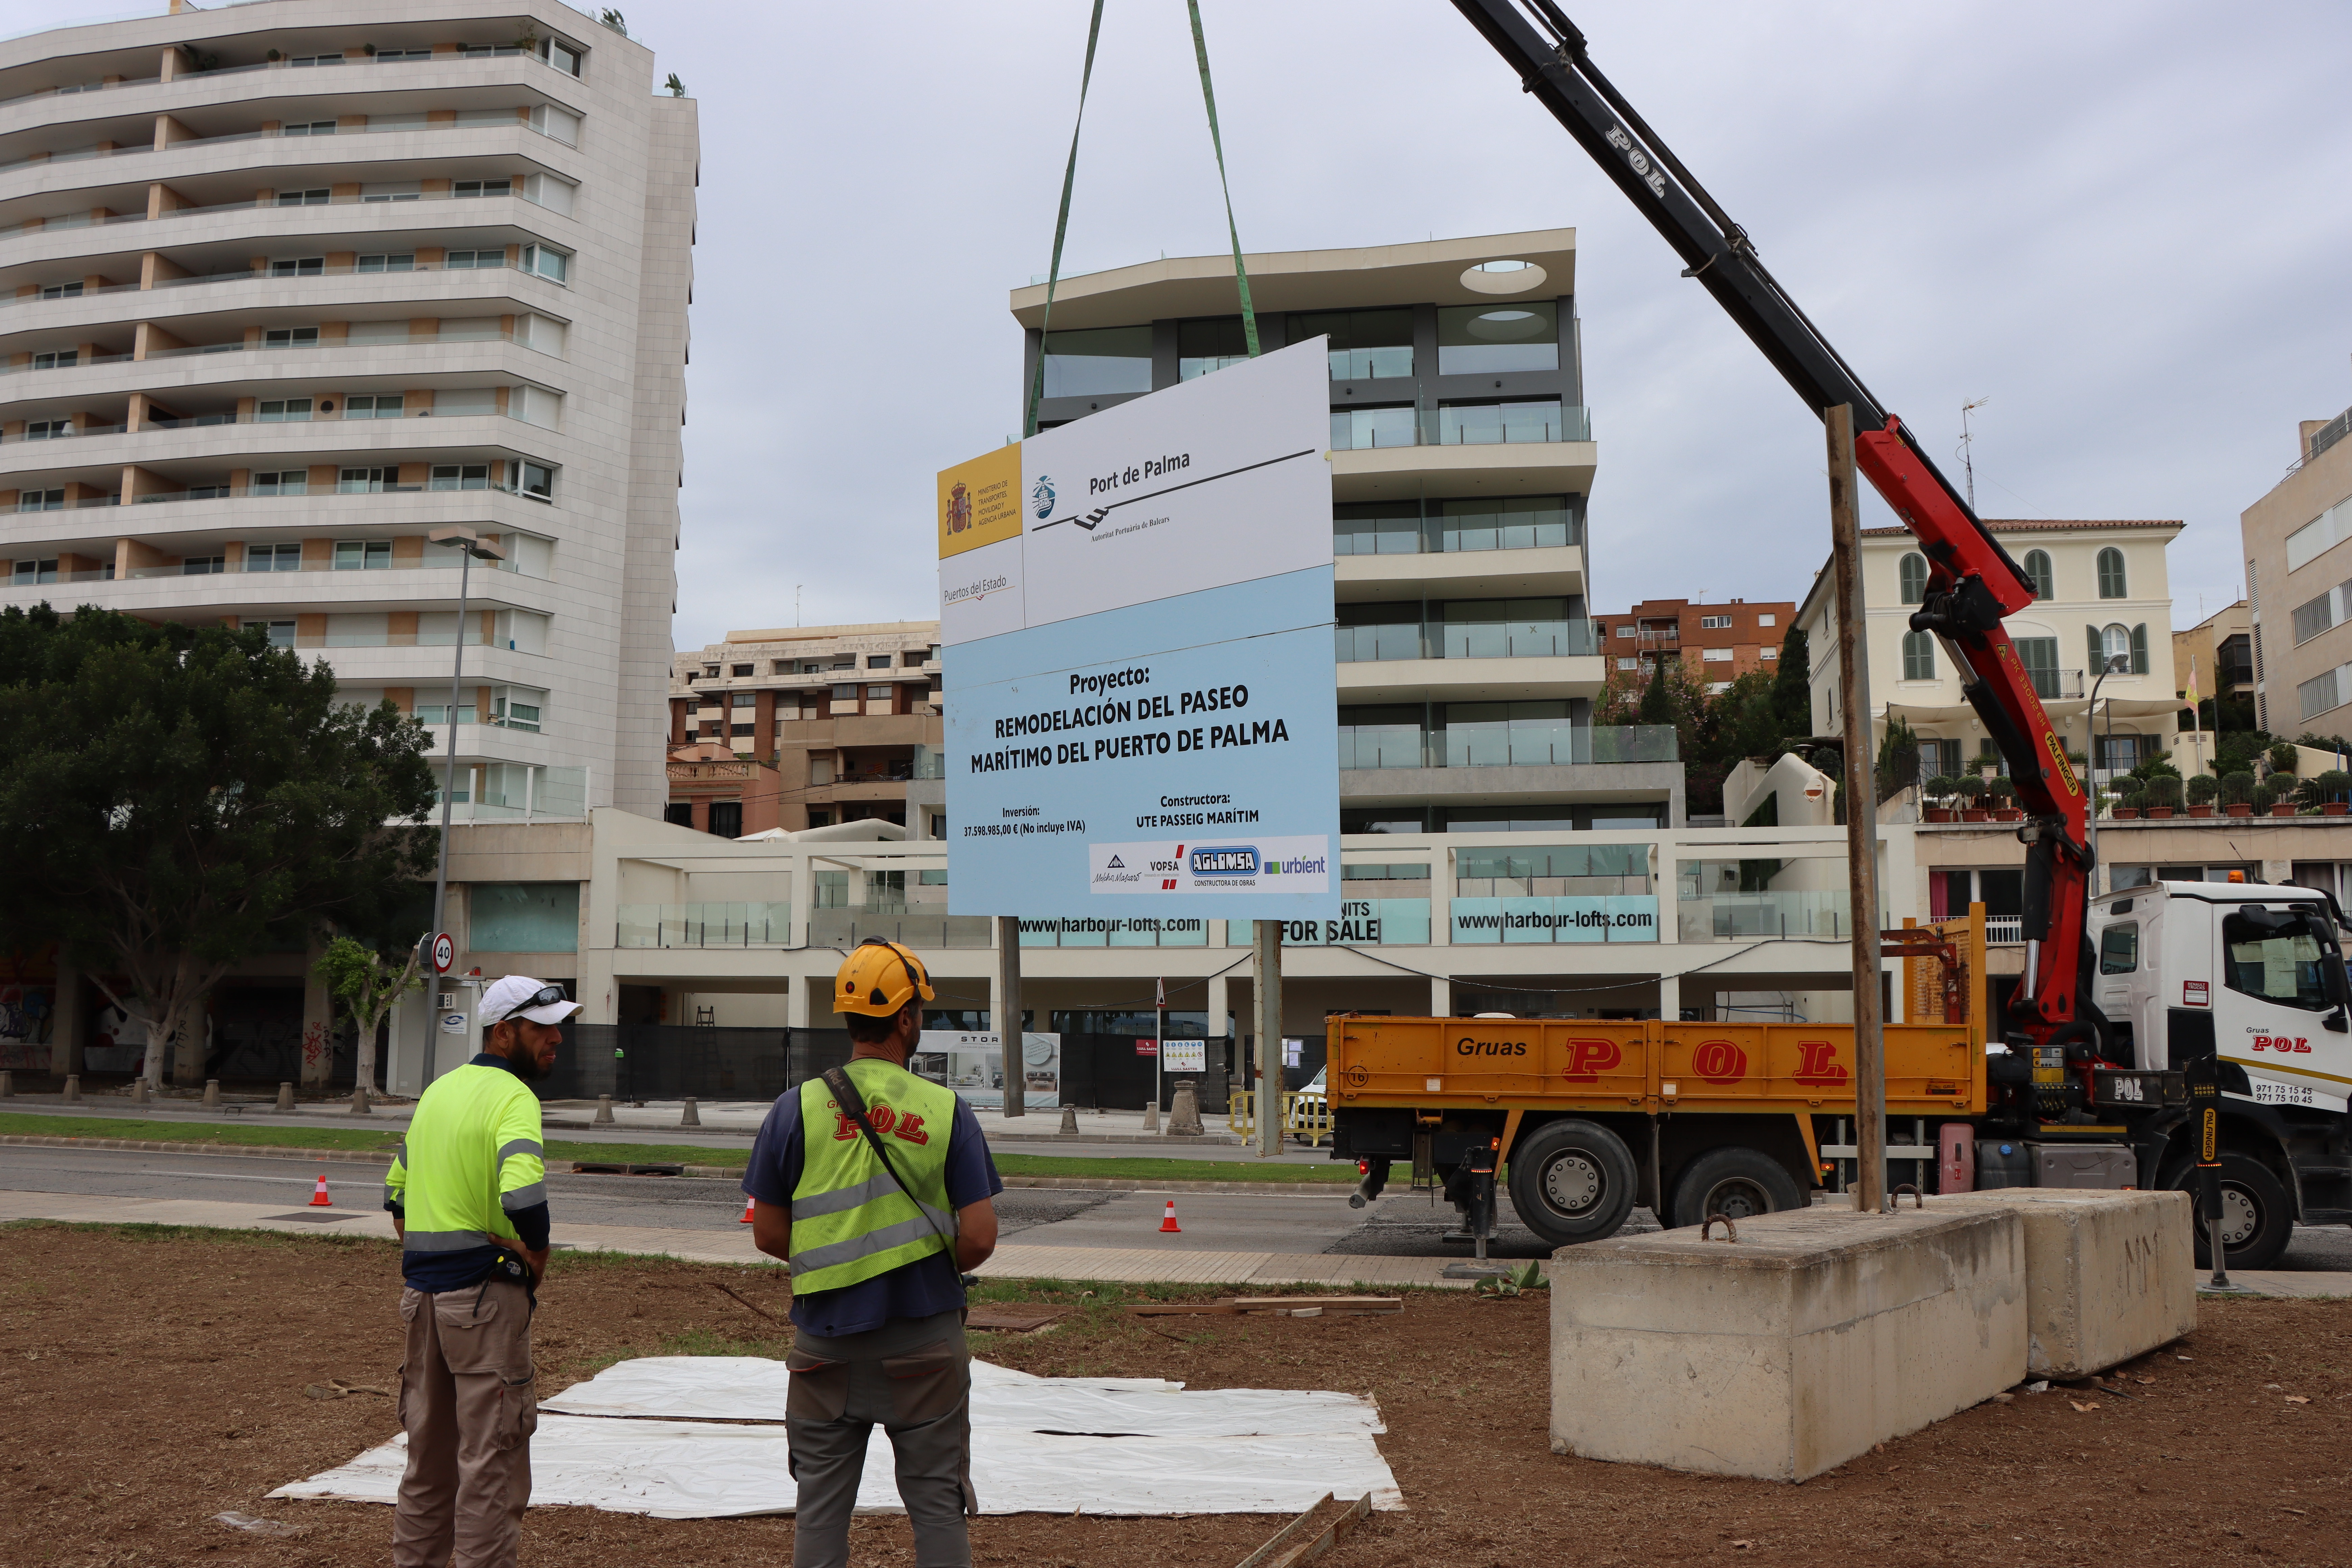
[1189,846,1258,876]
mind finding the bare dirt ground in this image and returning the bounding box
[2,1221,2348,1567]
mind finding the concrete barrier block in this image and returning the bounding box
[1927,1188,2194,1377]
[1549,1206,2025,1481]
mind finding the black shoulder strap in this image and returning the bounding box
[822,1063,958,1256]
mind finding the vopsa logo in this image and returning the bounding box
[1189,846,1258,876]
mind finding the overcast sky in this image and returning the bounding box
[26,1,2350,643]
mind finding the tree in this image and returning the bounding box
[1770,624,1812,736]
[0,606,438,1086]
[315,935,427,1103]
[1635,658,1677,727]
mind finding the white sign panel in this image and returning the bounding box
[912,1030,1062,1109]
[936,340,1340,921]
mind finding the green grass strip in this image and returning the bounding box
[0,1112,404,1153]
[0,1113,1354,1184]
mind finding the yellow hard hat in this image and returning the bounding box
[835,937,936,1018]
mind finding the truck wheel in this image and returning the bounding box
[1507,1119,1637,1248]
[1670,1147,1804,1230]
[2166,1153,2295,1271]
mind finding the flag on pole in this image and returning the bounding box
[2186,655,2199,709]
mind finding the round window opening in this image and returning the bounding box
[1463,308,1550,342]
[1460,259,1548,294]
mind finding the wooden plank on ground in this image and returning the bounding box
[964,1304,1073,1332]
[1271,1491,1371,1568]
[1125,1302,1237,1317]
[1234,1492,1372,1568]
[1230,1296,1401,1315]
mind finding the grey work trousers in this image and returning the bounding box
[394,1278,537,1568]
[786,1309,976,1568]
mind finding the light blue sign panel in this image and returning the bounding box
[1277,899,1432,948]
[1450,896,1660,945]
[947,566,1339,920]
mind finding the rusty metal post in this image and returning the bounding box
[1827,404,1888,1213]
[996,916,1025,1118]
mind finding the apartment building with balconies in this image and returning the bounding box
[2244,397,2352,742]
[1014,230,1683,834]
[0,0,694,818]
[1593,595,1793,694]
[667,621,943,836]
[1797,519,2185,788]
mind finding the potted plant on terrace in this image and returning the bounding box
[2222,771,2256,817]
[1987,774,2023,821]
[2112,781,2143,820]
[1956,775,1989,822]
[2303,769,2352,816]
[2142,775,2183,819]
[2184,774,2220,818]
[2269,741,2300,780]
[1922,775,1957,823]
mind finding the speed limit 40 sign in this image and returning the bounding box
[431,932,455,974]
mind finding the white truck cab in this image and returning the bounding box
[2086,879,2352,1266]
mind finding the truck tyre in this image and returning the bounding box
[1669,1147,1805,1230]
[2165,1152,2295,1271]
[1507,1119,1637,1247]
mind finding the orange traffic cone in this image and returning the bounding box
[739,1196,757,1225]
[1157,1198,1181,1233]
[308,1172,333,1208]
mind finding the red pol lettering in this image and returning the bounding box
[1563,1038,1622,1083]
[1791,1040,1849,1087]
[1691,1039,1748,1083]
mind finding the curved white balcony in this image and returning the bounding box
[0,123,582,210]
[0,263,563,344]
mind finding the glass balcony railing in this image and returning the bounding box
[1337,724,1675,769]
[1327,403,1592,451]
[1333,508,1580,556]
[617,902,793,948]
[1335,619,1600,663]
[1676,889,1854,943]
[811,909,995,949]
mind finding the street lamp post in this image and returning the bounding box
[2088,653,2129,867]
[420,527,508,1079]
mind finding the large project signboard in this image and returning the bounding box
[936,340,1340,921]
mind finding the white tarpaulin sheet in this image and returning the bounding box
[541,1355,1385,1438]
[271,1357,1402,1518]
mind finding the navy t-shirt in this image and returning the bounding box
[743,1070,1004,1337]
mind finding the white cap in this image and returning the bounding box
[478,974,583,1029]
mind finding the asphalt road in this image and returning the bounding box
[5,1144,2350,1268]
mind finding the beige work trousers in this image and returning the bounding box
[394,1279,538,1568]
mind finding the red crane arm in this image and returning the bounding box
[1856,419,2091,1035]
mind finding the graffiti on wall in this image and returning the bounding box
[0,985,53,1070]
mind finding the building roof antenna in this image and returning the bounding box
[1957,397,1989,511]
